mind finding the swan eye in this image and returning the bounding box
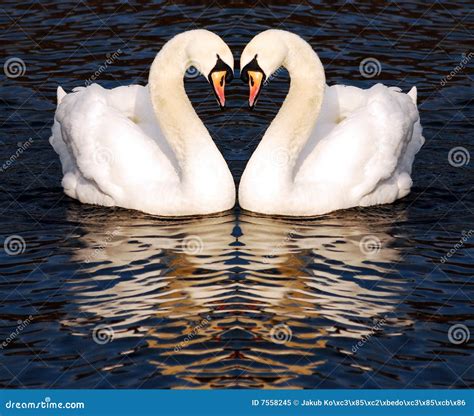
[209,54,234,83]
[240,55,265,83]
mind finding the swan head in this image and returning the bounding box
[240,30,288,109]
[184,30,234,109]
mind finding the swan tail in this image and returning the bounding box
[407,86,417,105]
[57,86,67,105]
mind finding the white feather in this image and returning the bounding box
[239,30,424,216]
[49,30,236,216]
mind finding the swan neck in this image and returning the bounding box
[148,37,215,177]
[263,35,325,172]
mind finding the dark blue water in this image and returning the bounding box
[0,1,473,388]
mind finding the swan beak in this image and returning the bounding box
[210,70,227,108]
[248,70,264,109]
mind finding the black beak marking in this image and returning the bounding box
[208,54,233,109]
[240,54,266,84]
[240,55,266,109]
[208,54,234,83]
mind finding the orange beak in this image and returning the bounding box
[248,70,264,108]
[210,70,227,108]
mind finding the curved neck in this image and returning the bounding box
[148,35,226,191]
[246,34,325,186]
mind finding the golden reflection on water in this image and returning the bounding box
[65,208,411,388]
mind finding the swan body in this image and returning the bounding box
[50,30,236,216]
[239,30,424,216]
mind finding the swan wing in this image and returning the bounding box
[49,83,179,209]
[297,84,424,207]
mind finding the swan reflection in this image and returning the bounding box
[63,207,411,388]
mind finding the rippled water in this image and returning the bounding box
[0,1,473,388]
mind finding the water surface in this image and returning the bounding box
[0,1,473,388]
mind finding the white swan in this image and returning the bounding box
[50,30,236,216]
[239,30,424,216]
